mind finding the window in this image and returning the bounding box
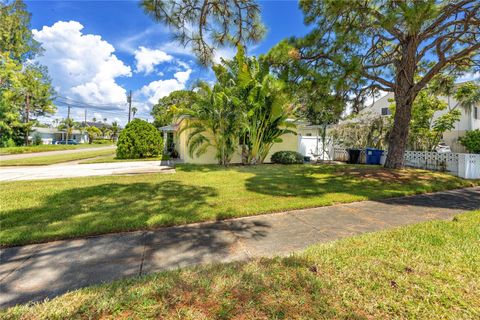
[474,107,478,120]
[381,107,391,116]
[306,133,312,136]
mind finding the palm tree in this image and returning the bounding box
[58,118,76,140]
[181,81,241,166]
[92,117,97,123]
[132,106,138,118]
[103,117,107,123]
[85,126,101,144]
[111,121,120,141]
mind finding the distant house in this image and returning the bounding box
[160,117,325,164]
[366,91,480,152]
[29,127,88,144]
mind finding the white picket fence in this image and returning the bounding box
[332,148,480,179]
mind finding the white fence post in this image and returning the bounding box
[458,153,480,179]
[334,147,480,179]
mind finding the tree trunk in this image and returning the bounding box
[384,38,418,169]
[384,92,415,169]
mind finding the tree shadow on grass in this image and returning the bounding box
[0,179,271,307]
[1,181,220,246]
[242,164,479,208]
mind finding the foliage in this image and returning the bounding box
[0,1,55,146]
[57,118,79,138]
[224,46,297,164]
[32,133,42,146]
[116,119,163,159]
[110,121,120,141]
[0,0,41,62]
[151,90,196,128]
[181,46,296,165]
[331,111,390,149]
[140,0,265,65]
[85,126,101,144]
[453,81,480,112]
[92,139,112,145]
[290,0,480,168]
[234,47,296,164]
[182,82,241,166]
[271,151,304,164]
[390,90,461,151]
[459,130,480,154]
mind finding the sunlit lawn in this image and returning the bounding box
[3,210,479,319]
[79,154,168,164]
[0,164,477,246]
[0,143,113,155]
[0,149,115,166]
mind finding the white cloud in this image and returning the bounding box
[457,72,480,83]
[139,69,192,105]
[93,112,103,120]
[134,46,173,74]
[212,47,236,64]
[33,21,131,106]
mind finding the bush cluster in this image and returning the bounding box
[271,151,304,164]
[459,129,480,154]
[116,119,163,159]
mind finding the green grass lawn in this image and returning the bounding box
[0,149,115,166]
[79,154,169,164]
[3,210,479,319]
[0,143,113,155]
[0,164,476,247]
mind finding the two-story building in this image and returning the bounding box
[366,91,479,152]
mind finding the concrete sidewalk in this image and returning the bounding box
[0,161,174,181]
[1,187,479,308]
[0,145,115,161]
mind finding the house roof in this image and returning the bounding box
[32,127,84,134]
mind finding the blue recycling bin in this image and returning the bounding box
[365,148,384,165]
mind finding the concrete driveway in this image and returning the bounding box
[0,161,174,182]
[1,187,479,308]
[0,145,115,161]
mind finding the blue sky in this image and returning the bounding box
[25,0,309,125]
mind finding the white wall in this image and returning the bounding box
[366,91,479,151]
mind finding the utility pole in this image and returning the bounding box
[84,109,87,127]
[65,105,71,144]
[127,90,132,124]
[24,93,30,146]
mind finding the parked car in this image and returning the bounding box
[56,139,78,145]
[435,143,451,153]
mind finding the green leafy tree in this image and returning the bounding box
[151,90,196,128]
[0,0,41,62]
[287,0,480,168]
[116,119,163,159]
[459,129,480,153]
[390,91,461,151]
[0,0,55,146]
[330,111,391,150]
[140,0,265,65]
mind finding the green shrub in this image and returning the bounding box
[459,129,480,153]
[93,139,112,144]
[32,134,43,146]
[271,151,304,164]
[116,119,163,159]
